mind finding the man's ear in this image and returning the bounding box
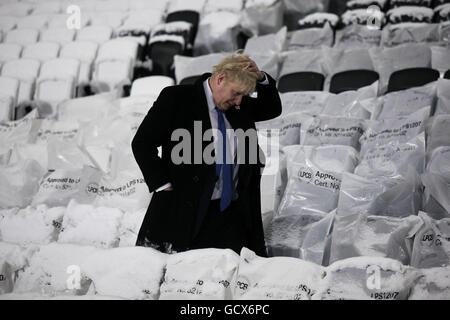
[216,73,226,86]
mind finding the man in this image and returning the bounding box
[132,52,281,257]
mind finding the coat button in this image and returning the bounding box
[192,175,199,183]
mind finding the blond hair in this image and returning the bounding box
[212,51,258,95]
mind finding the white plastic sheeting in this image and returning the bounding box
[314,256,420,300]
[0,205,64,245]
[355,133,425,180]
[359,106,429,154]
[160,249,239,300]
[12,243,101,296]
[194,11,242,55]
[338,170,422,218]
[32,165,102,207]
[57,200,124,249]
[288,24,334,50]
[80,247,167,300]
[411,212,450,268]
[234,247,325,300]
[174,52,227,84]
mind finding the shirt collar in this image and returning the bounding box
[203,77,217,112]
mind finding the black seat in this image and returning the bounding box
[148,41,184,77]
[330,69,379,94]
[444,69,450,79]
[179,75,201,85]
[166,10,200,47]
[387,67,440,93]
[277,72,325,93]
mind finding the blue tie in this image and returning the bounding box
[215,108,232,211]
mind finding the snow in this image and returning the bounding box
[12,243,101,296]
[57,200,124,249]
[160,248,239,300]
[235,248,325,300]
[0,205,65,245]
[80,246,167,300]
[298,13,339,27]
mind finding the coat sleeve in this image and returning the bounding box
[131,87,176,193]
[240,72,282,122]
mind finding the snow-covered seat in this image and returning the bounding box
[97,38,139,63]
[370,43,432,93]
[94,0,130,12]
[0,16,17,32]
[40,27,76,45]
[341,8,386,27]
[92,57,134,95]
[60,41,98,86]
[129,0,170,11]
[0,3,33,17]
[93,39,139,94]
[0,76,19,121]
[16,14,49,30]
[435,3,450,23]
[203,0,244,14]
[5,29,39,46]
[1,58,40,104]
[117,10,163,47]
[167,0,206,14]
[298,12,339,29]
[388,0,433,9]
[174,52,227,84]
[31,1,62,14]
[76,26,113,44]
[47,13,90,29]
[346,0,388,10]
[387,6,434,24]
[148,34,185,76]
[151,21,193,51]
[86,11,125,31]
[34,58,80,117]
[0,43,22,63]
[22,42,60,62]
[130,76,174,97]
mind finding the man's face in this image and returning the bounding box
[212,74,246,111]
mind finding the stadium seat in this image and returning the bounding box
[0,76,19,121]
[31,1,62,14]
[444,69,450,79]
[1,58,40,104]
[40,28,76,45]
[151,21,193,54]
[34,58,80,115]
[76,26,113,44]
[0,16,17,32]
[5,29,39,46]
[0,3,33,17]
[147,36,185,77]
[166,10,200,46]
[60,41,99,91]
[48,14,90,29]
[130,76,174,97]
[22,42,60,62]
[16,15,49,30]
[87,11,125,30]
[0,43,23,64]
[277,72,325,93]
[179,75,201,85]
[92,57,134,95]
[387,67,440,93]
[330,70,379,94]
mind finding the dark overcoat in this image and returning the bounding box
[132,72,282,257]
